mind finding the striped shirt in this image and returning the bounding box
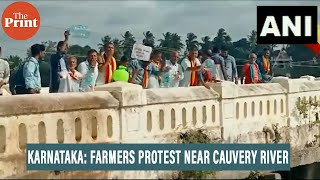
[127,59,145,85]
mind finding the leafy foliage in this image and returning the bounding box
[143,31,155,48]
[5,55,22,70]
[179,129,211,144]
[121,31,136,58]
[272,123,282,144]
[177,128,217,179]
[243,171,263,180]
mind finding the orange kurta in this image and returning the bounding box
[262,56,270,74]
[190,60,198,86]
[103,53,117,84]
[142,66,149,89]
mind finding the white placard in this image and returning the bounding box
[131,43,152,61]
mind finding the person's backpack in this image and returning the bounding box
[9,60,31,94]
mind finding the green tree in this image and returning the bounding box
[286,44,314,62]
[159,32,172,48]
[170,33,184,52]
[113,38,123,60]
[121,31,136,58]
[68,44,89,56]
[212,28,232,49]
[200,36,212,52]
[143,31,155,48]
[5,55,22,70]
[247,30,257,51]
[158,32,173,59]
[68,44,91,63]
[41,40,57,53]
[186,33,199,51]
[98,35,112,53]
[230,38,251,59]
[246,30,271,55]
[158,32,184,53]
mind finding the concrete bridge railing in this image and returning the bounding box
[0,77,320,178]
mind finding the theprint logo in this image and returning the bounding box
[1,1,41,40]
[257,6,318,44]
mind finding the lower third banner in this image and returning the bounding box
[26,144,290,171]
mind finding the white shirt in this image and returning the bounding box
[0,58,10,95]
[203,58,216,79]
[58,70,83,93]
[77,60,98,92]
[161,60,184,88]
[179,58,201,87]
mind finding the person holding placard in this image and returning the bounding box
[128,59,147,86]
[128,42,153,86]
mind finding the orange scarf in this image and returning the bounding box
[204,70,213,82]
[262,56,270,74]
[190,60,198,86]
[104,54,117,84]
[69,71,79,81]
[142,62,150,89]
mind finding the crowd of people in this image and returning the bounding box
[0,32,273,95]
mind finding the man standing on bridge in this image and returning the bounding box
[211,47,227,81]
[49,31,70,93]
[256,48,272,82]
[179,46,203,87]
[241,53,262,84]
[0,46,10,96]
[96,42,117,85]
[221,46,238,84]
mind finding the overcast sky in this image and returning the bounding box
[0,0,319,57]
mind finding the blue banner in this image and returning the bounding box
[26,144,290,171]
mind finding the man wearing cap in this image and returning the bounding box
[112,56,129,82]
[0,46,10,95]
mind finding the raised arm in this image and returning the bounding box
[61,31,69,53]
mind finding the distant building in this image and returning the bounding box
[271,49,293,77]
